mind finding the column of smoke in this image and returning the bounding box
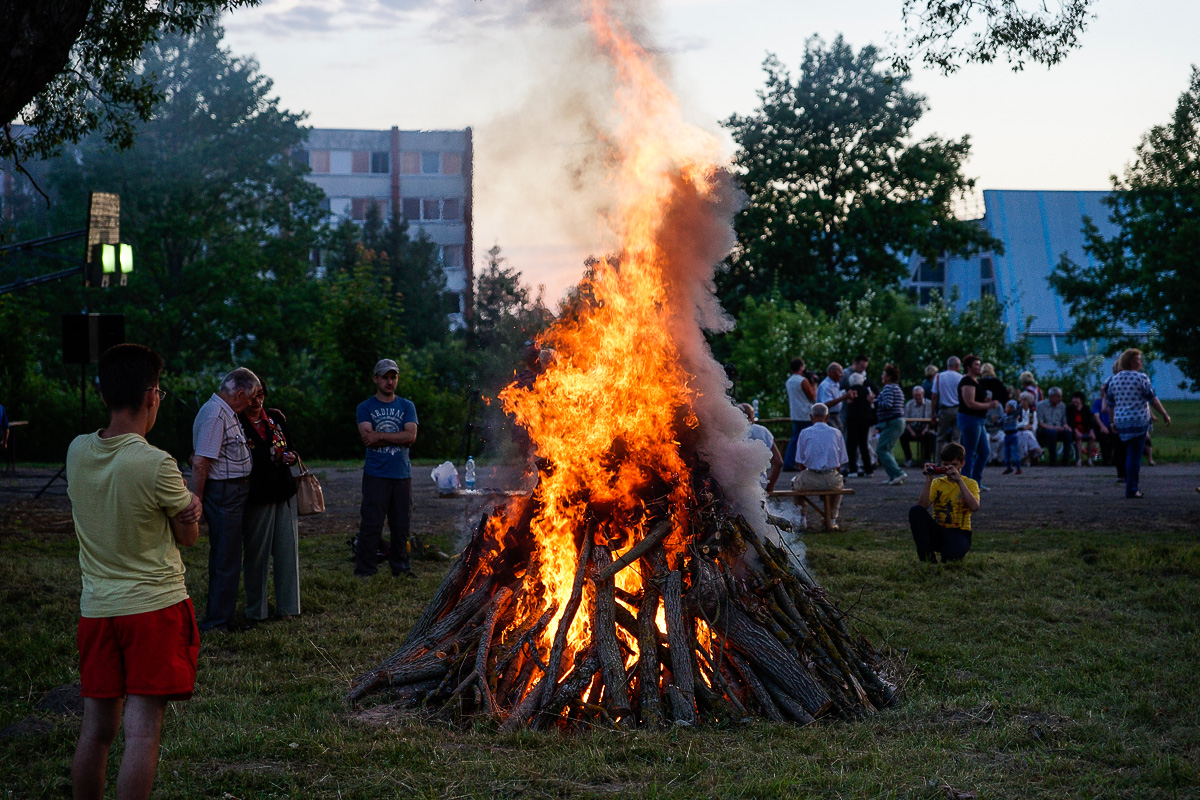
[470,0,793,555]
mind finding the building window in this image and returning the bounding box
[442,152,463,175]
[917,259,945,283]
[330,150,353,174]
[318,197,331,212]
[422,199,441,220]
[371,152,389,173]
[402,198,421,221]
[980,256,994,280]
[290,149,309,168]
[352,151,371,173]
[400,152,421,174]
[442,198,461,221]
[309,150,330,173]
[350,198,389,220]
[421,152,441,174]
[442,245,463,268]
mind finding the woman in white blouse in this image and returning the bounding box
[1016,392,1043,464]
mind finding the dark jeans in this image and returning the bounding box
[846,420,873,474]
[1036,428,1073,465]
[900,429,935,463]
[782,420,813,470]
[958,412,989,483]
[1003,433,1020,470]
[1112,435,1127,478]
[356,474,413,576]
[200,477,250,631]
[1122,432,1148,497]
[909,505,972,563]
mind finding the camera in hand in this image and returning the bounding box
[924,464,950,475]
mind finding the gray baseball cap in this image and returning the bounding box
[373,358,399,376]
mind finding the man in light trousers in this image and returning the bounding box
[792,403,850,530]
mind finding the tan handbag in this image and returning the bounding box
[292,457,325,516]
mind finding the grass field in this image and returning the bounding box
[2,519,1197,798]
[1157,400,1200,462]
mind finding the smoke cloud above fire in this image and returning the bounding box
[473,1,788,551]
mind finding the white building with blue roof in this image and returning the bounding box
[903,189,1197,400]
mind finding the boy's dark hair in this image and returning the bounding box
[940,442,966,464]
[790,357,805,372]
[1072,390,1087,401]
[883,363,900,383]
[98,344,164,413]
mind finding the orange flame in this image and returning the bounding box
[497,0,724,659]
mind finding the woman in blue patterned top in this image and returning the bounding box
[1105,349,1171,498]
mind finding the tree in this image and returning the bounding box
[1,0,257,170]
[45,25,324,371]
[1049,67,1200,391]
[721,37,999,315]
[895,0,1096,74]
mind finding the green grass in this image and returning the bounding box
[1157,400,1200,462]
[2,522,1198,798]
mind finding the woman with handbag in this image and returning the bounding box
[239,386,301,621]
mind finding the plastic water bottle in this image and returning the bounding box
[465,457,476,490]
[752,399,760,419]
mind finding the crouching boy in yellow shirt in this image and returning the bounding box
[909,443,980,562]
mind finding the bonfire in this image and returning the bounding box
[348,0,897,728]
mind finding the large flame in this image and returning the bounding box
[497,1,725,659]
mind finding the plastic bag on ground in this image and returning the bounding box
[431,461,460,495]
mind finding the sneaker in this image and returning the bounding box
[885,474,907,486]
[855,471,866,478]
[1015,468,1022,475]
[979,484,991,491]
[1002,468,1014,475]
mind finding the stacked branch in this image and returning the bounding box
[348,485,896,730]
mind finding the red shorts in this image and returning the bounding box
[78,598,200,700]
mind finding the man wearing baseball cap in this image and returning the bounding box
[354,358,419,577]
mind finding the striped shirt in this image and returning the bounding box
[192,394,251,480]
[876,383,905,422]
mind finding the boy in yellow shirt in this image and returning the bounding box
[909,443,980,562]
[67,344,202,800]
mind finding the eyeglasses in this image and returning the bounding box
[145,387,167,400]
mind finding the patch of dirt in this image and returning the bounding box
[35,684,83,716]
[0,716,56,738]
[7,462,1198,543]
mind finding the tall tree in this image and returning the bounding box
[895,0,1096,74]
[721,37,998,315]
[47,24,325,372]
[1049,67,1200,390]
[1,1,258,169]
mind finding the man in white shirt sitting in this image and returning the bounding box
[792,403,850,530]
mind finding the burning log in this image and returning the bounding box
[348,480,897,729]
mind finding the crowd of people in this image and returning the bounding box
[746,347,1176,562]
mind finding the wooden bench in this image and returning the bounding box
[767,488,855,532]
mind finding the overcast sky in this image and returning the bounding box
[223,0,1200,301]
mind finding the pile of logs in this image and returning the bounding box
[348,484,896,729]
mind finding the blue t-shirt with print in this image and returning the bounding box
[356,396,418,479]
